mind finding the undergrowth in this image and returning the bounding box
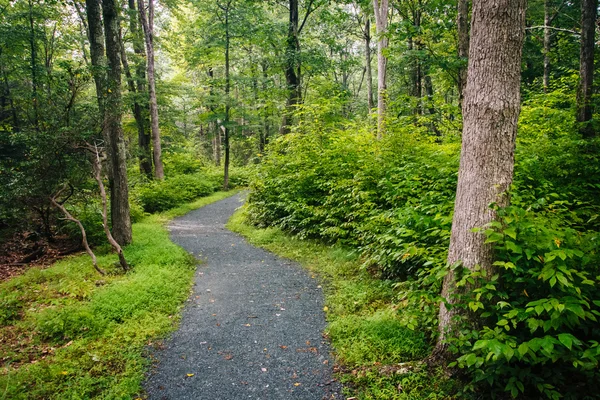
[0,190,238,399]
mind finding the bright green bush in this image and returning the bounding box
[247,126,458,279]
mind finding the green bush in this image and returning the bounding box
[449,200,600,400]
[247,126,458,279]
[136,173,220,213]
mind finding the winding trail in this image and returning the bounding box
[144,193,342,400]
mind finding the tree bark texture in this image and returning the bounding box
[85,0,106,115]
[373,0,389,139]
[102,0,133,246]
[364,16,375,111]
[281,0,302,134]
[437,0,526,349]
[456,0,470,104]
[138,0,165,179]
[127,0,153,177]
[576,0,597,138]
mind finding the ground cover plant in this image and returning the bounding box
[0,191,238,399]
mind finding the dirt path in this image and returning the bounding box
[144,193,342,400]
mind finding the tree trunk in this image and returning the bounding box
[119,25,152,178]
[364,16,375,111]
[223,2,231,190]
[436,0,526,354]
[576,0,597,138]
[85,0,106,115]
[138,0,164,179]
[28,0,39,129]
[261,61,270,153]
[102,0,133,246]
[543,0,551,92]
[373,0,389,138]
[128,0,152,177]
[281,0,302,134]
[456,0,470,105]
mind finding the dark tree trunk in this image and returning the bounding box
[102,0,133,246]
[436,0,526,355]
[28,0,39,128]
[127,0,152,177]
[85,0,106,115]
[364,16,375,111]
[281,0,302,134]
[261,61,270,153]
[576,0,597,138]
[138,0,165,179]
[456,0,470,105]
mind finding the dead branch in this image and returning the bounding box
[88,142,130,272]
[49,187,105,276]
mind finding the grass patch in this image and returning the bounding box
[0,190,238,399]
[227,206,461,399]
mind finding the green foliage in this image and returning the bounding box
[134,168,249,213]
[247,122,459,279]
[449,200,600,399]
[0,191,236,399]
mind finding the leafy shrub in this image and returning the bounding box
[247,125,458,279]
[136,173,220,213]
[450,200,600,399]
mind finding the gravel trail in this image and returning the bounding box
[144,193,342,400]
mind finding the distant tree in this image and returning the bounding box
[576,0,597,138]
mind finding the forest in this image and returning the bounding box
[0,0,599,398]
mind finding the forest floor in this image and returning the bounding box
[143,193,343,400]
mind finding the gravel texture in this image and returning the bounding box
[144,193,342,400]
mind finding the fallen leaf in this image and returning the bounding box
[323,306,329,312]
[186,373,194,377]
[280,345,288,349]
[261,367,267,372]
[244,323,251,327]
[294,382,301,386]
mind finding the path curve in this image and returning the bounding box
[144,193,342,400]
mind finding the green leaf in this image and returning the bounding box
[558,333,573,350]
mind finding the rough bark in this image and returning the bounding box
[138,0,165,179]
[456,0,470,105]
[576,0,597,138]
[85,0,106,115]
[102,0,133,246]
[28,0,39,128]
[281,0,302,134]
[127,0,152,177]
[436,0,526,353]
[364,16,375,111]
[373,0,389,138]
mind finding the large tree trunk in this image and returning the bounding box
[436,0,526,354]
[28,0,39,129]
[281,0,302,134]
[456,0,470,105]
[576,0,597,138]
[85,0,106,115]
[364,16,375,111]
[373,0,389,138]
[127,0,152,177]
[138,0,165,179]
[102,0,133,246]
